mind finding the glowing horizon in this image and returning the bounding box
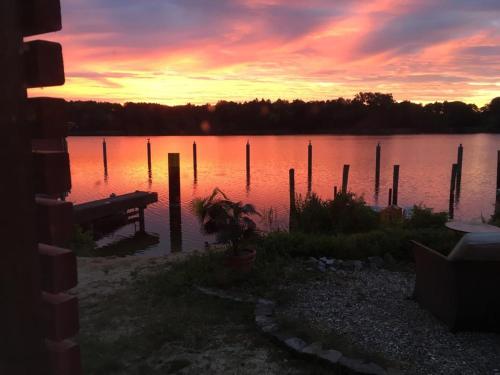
[29,0,500,106]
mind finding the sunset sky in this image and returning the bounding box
[29,0,500,106]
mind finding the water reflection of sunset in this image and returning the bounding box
[68,134,500,255]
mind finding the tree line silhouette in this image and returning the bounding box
[66,93,500,135]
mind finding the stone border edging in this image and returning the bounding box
[195,286,388,375]
[254,298,387,375]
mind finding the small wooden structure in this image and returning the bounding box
[74,191,158,233]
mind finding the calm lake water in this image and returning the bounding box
[67,134,500,255]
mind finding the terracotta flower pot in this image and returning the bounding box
[225,248,256,274]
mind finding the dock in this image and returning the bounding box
[74,191,158,233]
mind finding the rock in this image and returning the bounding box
[255,315,275,327]
[324,258,335,266]
[339,357,387,375]
[284,337,307,352]
[301,342,323,356]
[261,323,279,333]
[257,298,275,307]
[255,304,274,317]
[271,330,293,342]
[318,349,342,365]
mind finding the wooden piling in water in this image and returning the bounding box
[138,207,145,233]
[456,144,463,199]
[449,163,458,219]
[193,141,197,182]
[289,168,296,231]
[102,138,108,177]
[147,139,152,172]
[246,141,250,186]
[307,141,312,192]
[375,143,381,190]
[496,151,500,192]
[496,151,500,213]
[341,165,350,194]
[392,165,400,206]
[388,188,393,207]
[334,186,338,198]
[168,153,182,251]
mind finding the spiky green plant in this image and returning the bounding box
[193,188,260,254]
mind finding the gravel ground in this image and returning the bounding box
[281,267,500,375]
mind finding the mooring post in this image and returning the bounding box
[246,140,250,186]
[193,141,197,182]
[334,186,338,198]
[102,138,108,177]
[147,138,152,173]
[375,143,381,190]
[449,163,458,219]
[497,150,500,192]
[138,207,145,233]
[289,168,296,231]
[456,144,463,199]
[392,165,400,206]
[388,188,393,207]
[341,164,350,194]
[496,151,500,213]
[168,153,182,252]
[307,141,312,192]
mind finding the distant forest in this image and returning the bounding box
[66,92,500,135]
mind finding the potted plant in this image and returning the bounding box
[193,188,260,273]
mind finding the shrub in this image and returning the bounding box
[327,192,379,233]
[193,188,260,254]
[70,226,96,256]
[294,192,379,235]
[405,204,448,229]
[259,228,458,261]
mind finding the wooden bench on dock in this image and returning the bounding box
[73,191,158,233]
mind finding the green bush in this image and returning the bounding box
[70,226,96,256]
[405,204,448,229]
[294,192,379,234]
[259,228,458,261]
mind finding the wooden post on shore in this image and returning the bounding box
[341,165,350,194]
[289,168,296,231]
[334,186,338,198]
[307,141,312,192]
[392,165,400,206]
[388,188,393,207]
[375,143,381,191]
[102,138,108,177]
[456,144,463,200]
[246,140,250,187]
[168,153,182,252]
[147,139,152,172]
[138,207,145,233]
[449,163,458,219]
[193,141,197,182]
[496,151,500,214]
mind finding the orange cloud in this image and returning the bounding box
[29,0,500,106]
